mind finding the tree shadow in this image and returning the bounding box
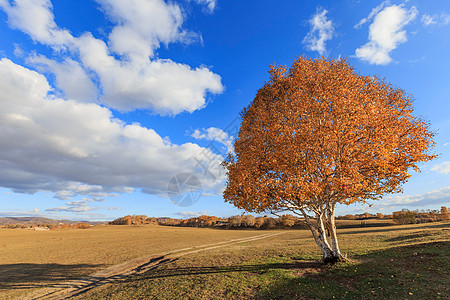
[258,241,449,299]
[115,241,448,299]
[338,222,449,235]
[384,231,437,242]
[0,263,103,290]
[130,260,324,282]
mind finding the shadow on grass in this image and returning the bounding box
[384,231,440,242]
[130,260,323,281]
[0,263,103,290]
[121,241,448,300]
[338,222,450,236]
[258,241,449,299]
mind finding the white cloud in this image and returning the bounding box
[380,186,450,208]
[0,58,225,199]
[303,9,334,55]
[46,206,96,212]
[192,0,216,14]
[354,1,390,29]
[421,14,436,26]
[81,197,105,202]
[177,210,207,217]
[96,0,197,59]
[28,55,98,102]
[0,0,73,47]
[191,127,234,154]
[0,208,45,217]
[75,33,223,114]
[65,200,90,207]
[339,186,450,215]
[421,13,450,26]
[430,161,450,175]
[53,185,129,200]
[445,14,450,25]
[47,198,120,212]
[0,0,224,115]
[355,4,418,65]
[13,44,25,57]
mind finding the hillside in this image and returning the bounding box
[0,217,103,226]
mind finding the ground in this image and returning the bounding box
[0,221,448,299]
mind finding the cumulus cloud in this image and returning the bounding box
[75,33,223,114]
[28,55,98,102]
[303,8,334,56]
[191,127,234,154]
[430,161,450,175]
[355,4,418,65]
[354,1,390,29]
[0,0,224,115]
[0,0,73,46]
[0,58,225,199]
[96,0,197,59]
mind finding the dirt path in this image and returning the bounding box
[24,231,284,300]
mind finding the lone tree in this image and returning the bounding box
[222,57,436,263]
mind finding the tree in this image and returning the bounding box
[222,57,436,263]
[228,215,243,227]
[264,217,276,229]
[243,215,256,227]
[441,206,449,221]
[393,210,416,225]
[255,217,265,228]
[280,214,296,227]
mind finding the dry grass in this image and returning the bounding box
[0,224,275,266]
[0,224,275,298]
[76,222,450,300]
[1,221,448,299]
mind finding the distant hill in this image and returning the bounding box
[0,217,104,226]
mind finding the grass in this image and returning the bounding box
[0,225,272,299]
[71,222,450,300]
[0,221,448,299]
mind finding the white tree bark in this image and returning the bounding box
[327,203,343,260]
[300,204,345,264]
[300,209,334,261]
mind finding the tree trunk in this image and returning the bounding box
[300,209,333,259]
[326,203,345,263]
[301,207,346,264]
[301,209,337,263]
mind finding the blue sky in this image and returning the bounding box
[0,0,449,221]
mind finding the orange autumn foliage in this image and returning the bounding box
[222,57,436,262]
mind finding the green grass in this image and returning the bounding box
[75,222,450,300]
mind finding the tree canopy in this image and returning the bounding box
[222,57,436,262]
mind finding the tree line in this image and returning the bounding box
[109,206,448,229]
[109,214,302,229]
